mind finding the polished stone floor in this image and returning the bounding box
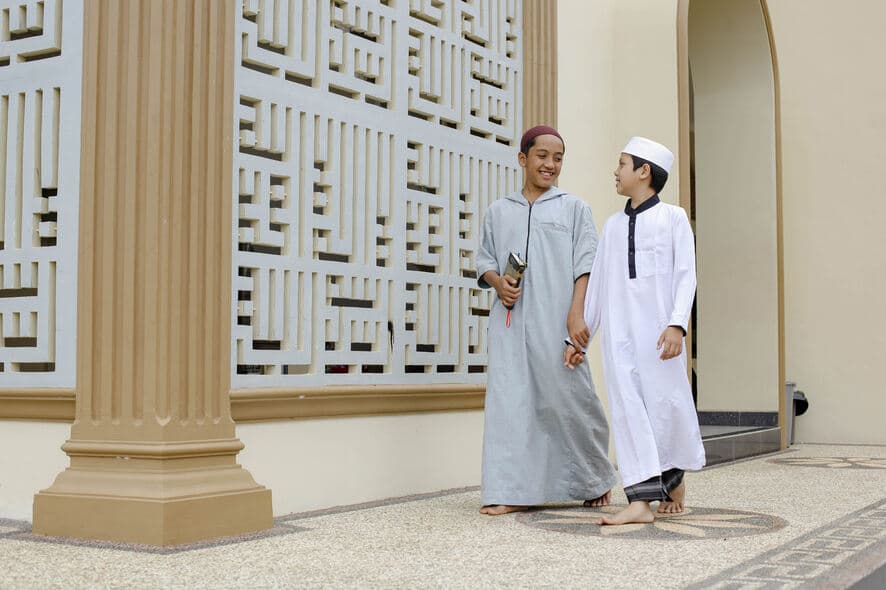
[0,443,884,589]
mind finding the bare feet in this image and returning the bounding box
[583,490,612,508]
[600,501,655,525]
[657,481,685,514]
[479,505,529,516]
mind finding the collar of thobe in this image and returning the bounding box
[505,187,565,206]
[624,194,660,216]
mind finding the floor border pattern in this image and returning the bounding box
[688,498,886,589]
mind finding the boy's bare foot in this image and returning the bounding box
[479,505,529,515]
[657,481,685,514]
[600,501,655,525]
[583,490,612,508]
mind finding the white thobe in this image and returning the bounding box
[583,197,706,488]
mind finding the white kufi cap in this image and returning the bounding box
[622,136,674,173]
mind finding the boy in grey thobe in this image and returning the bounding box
[476,126,616,514]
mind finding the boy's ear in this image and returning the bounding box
[640,163,651,178]
[517,151,527,168]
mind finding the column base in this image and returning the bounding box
[33,488,272,546]
[32,438,274,546]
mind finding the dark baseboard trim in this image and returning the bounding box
[697,410,778,428]
[703,427,781,466]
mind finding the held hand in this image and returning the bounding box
[657,326,684,360]
[563,343,585,370]
[496,275,521,307]
[567,311,590,349]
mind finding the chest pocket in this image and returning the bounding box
[635,211,673,278]
[535,221,571,251]
[538,221,569,234]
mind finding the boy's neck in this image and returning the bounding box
[628,188,658,210]
[522,184,548,204]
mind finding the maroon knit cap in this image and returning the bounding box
[520,125,564,154]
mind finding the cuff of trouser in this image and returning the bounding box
[624,470,684,503]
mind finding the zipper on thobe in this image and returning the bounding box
[524,202,533,263]
[506,201,533,329]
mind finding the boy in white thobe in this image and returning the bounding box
[566,137,705,525]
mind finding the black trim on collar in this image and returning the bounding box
[624,195,660,279]
[624,194,660,216]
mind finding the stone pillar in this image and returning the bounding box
[33,0,272,545]
[523,0,558,127]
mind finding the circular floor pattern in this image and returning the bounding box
[515,505,786,539]
[767,456,886,470]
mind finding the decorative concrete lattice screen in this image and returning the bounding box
[234,0,521,387]
[0,0,82,387]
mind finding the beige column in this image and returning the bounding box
[32,0,272,545]
[523,0,558,127]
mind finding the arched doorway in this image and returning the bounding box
[677,0,787,454]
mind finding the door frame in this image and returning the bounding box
[676,0,787,448]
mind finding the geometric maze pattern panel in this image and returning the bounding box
[0,0,82,387]
[234,0,521,387]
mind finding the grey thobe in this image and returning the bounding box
[476,187,616,505]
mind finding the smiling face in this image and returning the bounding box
[519,134,564,193]
[613,152,647,197]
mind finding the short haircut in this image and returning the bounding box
[520,137,538,155]
[521,135,565,156]
[629,154,669,193]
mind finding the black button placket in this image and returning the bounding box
[628,213,637,279]
[624,195,660,280]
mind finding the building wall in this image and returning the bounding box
[0,1,541,525]
[766,0,886,443]
[233,1,520,387]
[0,0,82,385]
[0,0,84,524]
[229,0,522,516]
[6,1,883,530]
[0,421,68,520]
[238,411,483,516]
[561,0,885,444]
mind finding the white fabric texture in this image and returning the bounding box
[584,200,705,488]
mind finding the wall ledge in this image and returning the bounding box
[0,389,76,421]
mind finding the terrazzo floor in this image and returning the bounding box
[1,443,884,589]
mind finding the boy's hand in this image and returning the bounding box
[567,311,590,349]
[563,343,585,370]
[657,326,684,360]
[495,275,521,307]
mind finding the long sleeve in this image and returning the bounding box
[583,223,607,339]
[668,207,696,331]
[476,207,498,288]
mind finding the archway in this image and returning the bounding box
[677,0,786,451]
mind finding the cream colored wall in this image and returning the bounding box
[0,421,69,520]
[557,0,681,416]
[690,0,779,412]
[559,0,886,442]
[237,411,484,516]
[766,0,886,443]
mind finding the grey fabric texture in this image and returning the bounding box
[476,187,617,506]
